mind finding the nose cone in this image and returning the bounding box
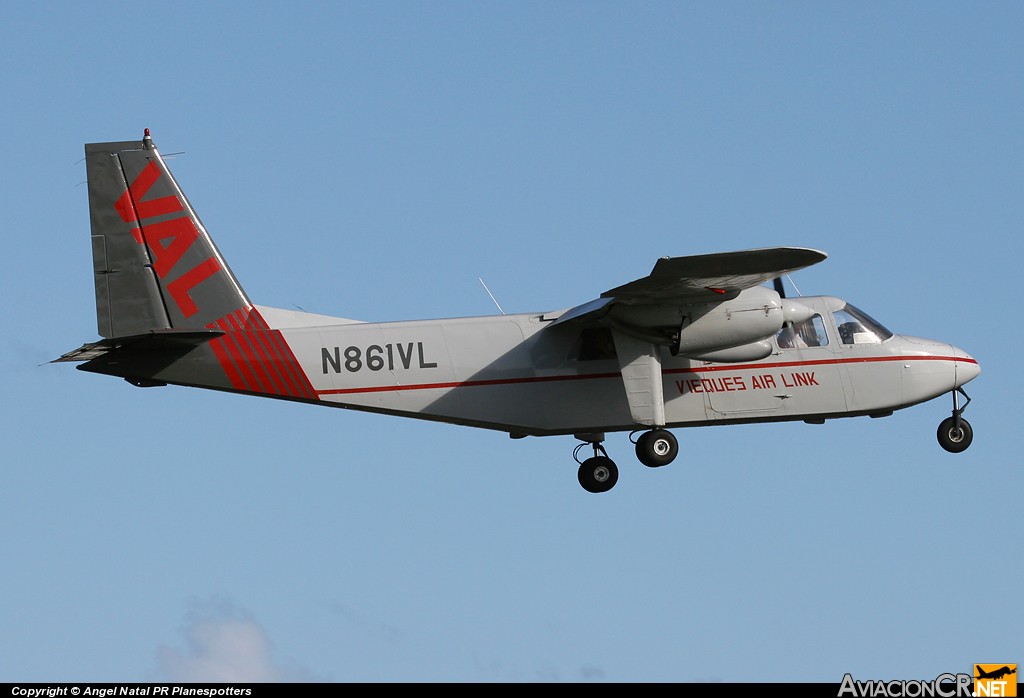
[898,336,980,405]
[952,345,981,387]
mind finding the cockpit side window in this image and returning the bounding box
[777,314,828,349]
[833,304,893,345]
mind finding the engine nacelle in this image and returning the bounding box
[686,340,774,363]
[672,286,813,356]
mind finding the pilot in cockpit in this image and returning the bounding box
[837,322,861,344]
[777,325,808,349]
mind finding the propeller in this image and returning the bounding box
[773,274,814,347]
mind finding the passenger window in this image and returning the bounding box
[777,315,828,349]
[575,327,617,361]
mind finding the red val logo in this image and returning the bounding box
[116,161,221,318]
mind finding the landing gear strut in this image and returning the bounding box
[574,436,618,494]
[937,387,973,453]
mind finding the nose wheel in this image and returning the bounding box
[574,438,618,493]
[937,387,973,453]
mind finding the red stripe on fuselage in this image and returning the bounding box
[248,309,318,399]
[239,310,307,398]
[249,328,298,396]
[229,309,292,396]
[207,333,247,391]
[319,371,622,396]
[316,354,977,397]
[213,316,261,392]
[225,311,280,395]
[662,354,977,375]
[204,308,319,400]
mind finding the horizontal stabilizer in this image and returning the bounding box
[53,328,224,363]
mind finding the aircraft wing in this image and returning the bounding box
[548,247,827,428]
[551,246,827,325]
[603,246,827,301]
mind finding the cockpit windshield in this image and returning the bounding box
[832,303,893,345]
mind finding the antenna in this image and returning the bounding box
[478,278,505,315]
[785,273,804,297]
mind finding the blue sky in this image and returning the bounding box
[2,1,1020,683]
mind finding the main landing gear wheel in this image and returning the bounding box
[937,416,973,453]
[573,439,618,493]
[634,429,678,468]
[937,387,974,454]
[577,456,619,494]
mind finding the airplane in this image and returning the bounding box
[976,666,1017,681]
[55,131,981,493]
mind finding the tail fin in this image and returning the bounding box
[65,132,318,401]
[87,130,251,337]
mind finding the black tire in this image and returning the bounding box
[937,417,973,453]
[635,429,678,468]
[578,456,619,493]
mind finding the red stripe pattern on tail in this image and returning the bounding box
[206,307,318,400]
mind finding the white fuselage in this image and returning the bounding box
[267,296,979,436]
